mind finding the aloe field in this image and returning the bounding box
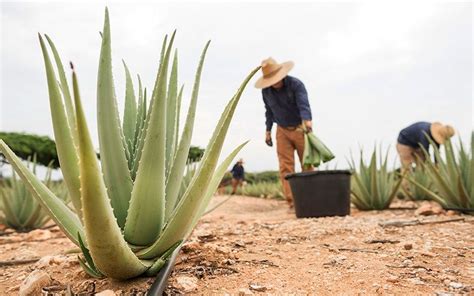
[1,3,473,295]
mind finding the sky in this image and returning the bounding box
[0,2,472,174]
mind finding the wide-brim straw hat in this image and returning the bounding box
[431,122,455,144]
[255,57,294,89]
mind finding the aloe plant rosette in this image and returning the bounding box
[0,8,258,279]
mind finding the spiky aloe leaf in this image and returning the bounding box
[97,8,133,228]
[193,141,249,227]
[38,34,83,220]
[130,36,169,181]
[137,66,260,259]
[44,35,77,145]
[0,140,84,245]
[165,51,179,179]
[164,42,209,221]
[122,60,138,162]
[123,32,175,246]
[78,233,103,278]
[72,64,147,279]
[145,241,181,276]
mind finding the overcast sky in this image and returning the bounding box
[1,2,472,173]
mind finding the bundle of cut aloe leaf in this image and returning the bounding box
[303,132,335,167]
[0,8,258,280]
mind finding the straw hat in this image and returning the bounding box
[254,57,294,89]
[431,122,455,144]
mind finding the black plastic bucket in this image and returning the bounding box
[285,170,351,218]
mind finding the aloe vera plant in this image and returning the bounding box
[0,8,258,279]
[406,133,473,210]
[0,161,67,231]
[403,162,435,201]
[349,148,403,210]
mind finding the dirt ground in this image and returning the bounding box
[0,195,473,295]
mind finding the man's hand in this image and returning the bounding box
[304,120,313,133]
[265,131,273,147]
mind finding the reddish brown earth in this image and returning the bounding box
[0,195,473,295]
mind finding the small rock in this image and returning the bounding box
[415,202,444,216]
[249,283,267,292]
[435,292,454,296]
[25,229,52,241]
[419,251,436,257]
[446,210,458,216]
[19,270,52,296]
[96,290,116,296]
[182,241,200,253]
[238,288,254,295]
[386,275,398,283]
[449,282,463,289]
[403,243,413,250]
[36,255,67,268]
[175,276,198,292]
[407,278,424,285]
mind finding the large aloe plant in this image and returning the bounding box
[0,8,258,279]
[406,133,473,211]
[349,148,403,210]
[0,161,67,231]
[403,162,435,201]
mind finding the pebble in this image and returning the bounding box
[25,229,52,241]
[249,283,267,292]
[35,255,67,268]
[403,243,413,250]
[175,276,198,292]
[386,275,398,283]
[448,282,463,289]
[96,290,116,296]
[19,270,52,296]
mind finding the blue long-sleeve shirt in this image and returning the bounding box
[398,121,439,151]
[262,76,312,131]
[231,163,244,179]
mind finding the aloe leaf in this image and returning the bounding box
[44,35,77,145]
[78,256,104,278]
[124,30,175,246]
[78,233,103,277]
[122,60,138,163]
[174,85,184,156]
[194,141,249,227]
[405,175,447,207]
[164,42,210,221]
[38,34,83,220]
[72,62,147,279]
[138,66,260,259]
[0,194,21,227]
[96,9,133,228]
[165,51,179,179]
[144,241,181,276]
[0,140,84,246]
[130,36,169,181]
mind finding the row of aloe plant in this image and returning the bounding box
[350,132,473,212]
[0,160,68,231]
[0,8,258,279]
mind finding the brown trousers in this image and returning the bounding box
[396,143,426,190]
[396,143,426,169]
[276,125,312,206]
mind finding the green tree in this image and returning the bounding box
[0,132,59,168]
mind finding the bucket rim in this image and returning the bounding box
[285,169,352,180]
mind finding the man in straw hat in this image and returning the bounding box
[230,158,245,195]
[397,121,455,168]
[255,57,313,208]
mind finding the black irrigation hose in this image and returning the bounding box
[443,207,474,213]
[147,246,182,296]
